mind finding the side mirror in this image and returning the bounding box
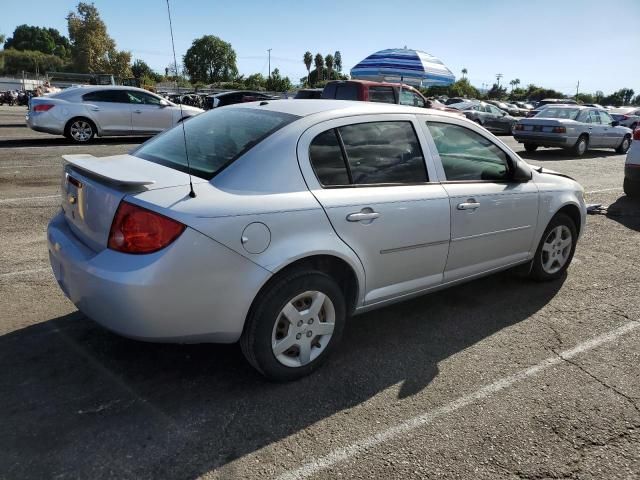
[611,120,619,127]
[502,111,508,116]
[159,99,170,107]
[511,160,532,182]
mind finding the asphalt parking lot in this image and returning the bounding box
[0,105,638,480]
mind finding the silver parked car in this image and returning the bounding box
[609,107,640,130]
[448,101,517,134]
[27,86,203,143]
[514,106,633,156]
[47,100,587,381]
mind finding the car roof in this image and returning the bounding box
[230,99,460,119]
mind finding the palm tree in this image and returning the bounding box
[461,68,467,79]
[325,54,334,81]
[314,53,324,84]
[334,51,342,73]
[303,51,312,86]
[509,79,516,92]
[514,78,520,90]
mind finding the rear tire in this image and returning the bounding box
[524,143,538,152]
[530,213,577,281]
[65,117,95,143]
[572,135,588,156]
[615,135,631,154]
[240,270,346,381]
[624,178,640,198]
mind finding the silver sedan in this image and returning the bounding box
[514,106,633,156]
[48,100,586,380]
[27,86,203,143]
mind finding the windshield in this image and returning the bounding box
[535,108,580,120]
[133,107,299,179]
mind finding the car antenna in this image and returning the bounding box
[166,0,195,198]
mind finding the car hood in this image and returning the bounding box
[530,165,576,181]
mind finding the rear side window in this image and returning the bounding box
[426,122,510,181]
[322,84,337,99]
[368,86,395,104]
[308,121,428,186]
[335,84,359,100]
[134,108,299,180]
[82,90,128,103]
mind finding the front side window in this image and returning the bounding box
[127,91,162,105]
[308,121,428,186]
[597,111,613,125]
[134,108,299,179]
[368,86,395,104]
[426,122,510,181]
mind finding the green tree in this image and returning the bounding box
[67,3,131,77]
[303,51,312,86]
[0,34,5,45]
[265,68,292,92]
[244,72,266,90]
[183,35,237,83]
[325,54,334,81]
[314,53,324,84]
[4,25,71,59]
[461,67,467,79]
[449,78,480,98]
[0,48,64,75]
[487,83,507,99]
[334,51,342,72]
[595,90,604,103]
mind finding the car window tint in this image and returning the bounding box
[335,84,359,100]
[127,91,162,105]
[598,111,613,125]
[426,122,510,182]
[322,83,337,99]
[577,111,590,123]
[134,108,299,180]
[399,90,425,107]
[368,86,396,104]
[338,121,427,184]
[82,90,128,103]
[309,130,350,186]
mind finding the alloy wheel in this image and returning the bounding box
[271,290,335,367]
[69,120,93,142]
[541,225,572,274]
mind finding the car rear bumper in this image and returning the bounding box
[47,211,271,343]
[26,113,64,135]
[514,133,576,147]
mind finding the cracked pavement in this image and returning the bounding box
[0,106,638,479]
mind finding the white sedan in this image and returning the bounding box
[48,100,586,380]
[27,86,203,143]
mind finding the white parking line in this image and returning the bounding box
[0,194,60,203]
[278,321,639,480]
[0,267,50,279]
[585,187,622,194]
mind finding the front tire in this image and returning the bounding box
[524,143,538,152]
[530,213,577,281]
[65,118,95,143]
[615,135,631,154]
[572,135,588,156]
[240,270,346,381]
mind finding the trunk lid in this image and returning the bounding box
[516,118,575,132]
[61,154,205,252]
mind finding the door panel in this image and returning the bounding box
[91,102,132,133]
[131,104,173,133]
[442,182,539,281]
[314,186,451,303]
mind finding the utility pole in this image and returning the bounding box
[496,73,503,87]
[267,48,272,80]
[575,80,580,100]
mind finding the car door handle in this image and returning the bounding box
[90,107,100,111]
[457,200,481,210]
[133,109,142,114]
[346,211,380,222]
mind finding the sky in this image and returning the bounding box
[2,0,639,95]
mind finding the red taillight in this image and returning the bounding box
[553,126,567,133]
[33,103,55,112]
[634,128,640,141]
[108,201,185,254]
[514,124,524,131]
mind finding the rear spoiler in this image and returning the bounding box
[62,154,156,187]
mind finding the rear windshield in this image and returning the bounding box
[133,108,299,179]
[535,108,580,120]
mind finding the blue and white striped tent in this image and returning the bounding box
[350,48,455,87]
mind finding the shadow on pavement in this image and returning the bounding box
[0,137,149,149]
[0,270,564,479]
[606,195,640,232]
